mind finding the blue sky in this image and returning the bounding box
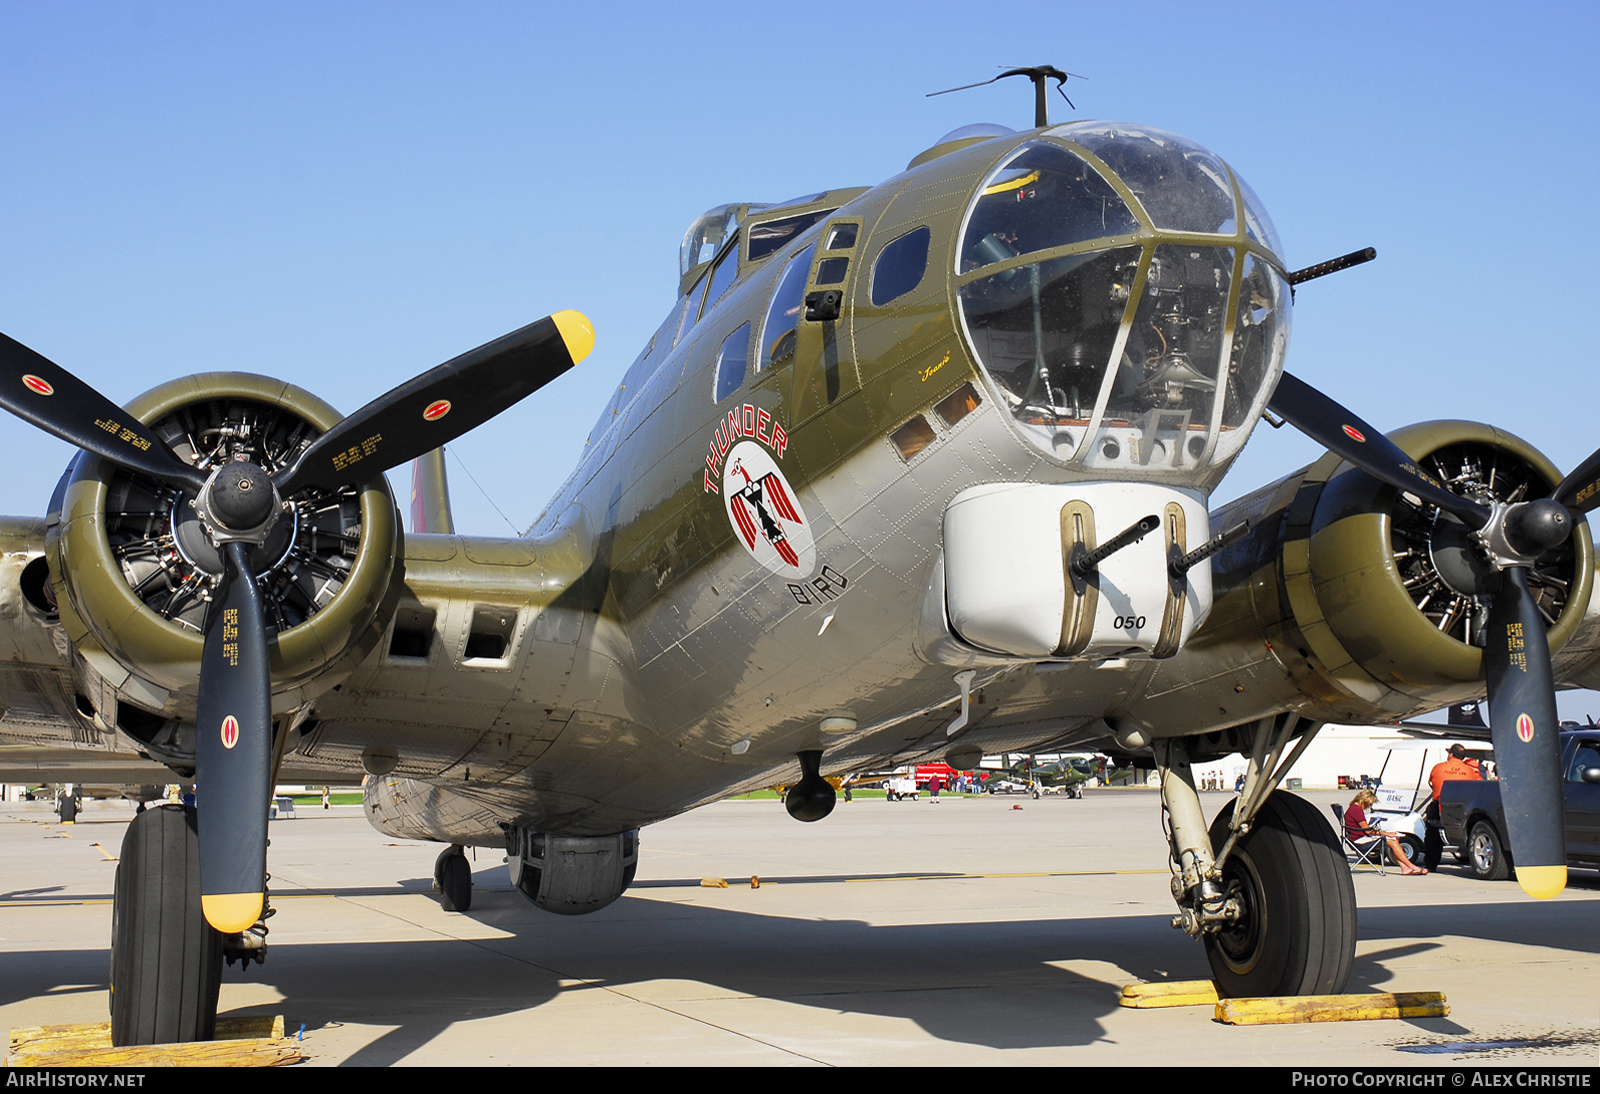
[3,2,1597,717]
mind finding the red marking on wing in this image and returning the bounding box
[764,474,801,524]
[776,539,799,568]
[730,496,758,550]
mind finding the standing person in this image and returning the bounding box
[929,773,942,803]
[1422,744,1481,870]
[321,785,331,810]
[1345,790,1427,874]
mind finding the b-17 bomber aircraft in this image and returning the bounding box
[2,73,1599,1045]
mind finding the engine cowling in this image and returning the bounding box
[1276,421,1593,709]
[48,373,400,723]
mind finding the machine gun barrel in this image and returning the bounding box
[1287,247,1376,286]
[1072,514,1160,576]
[1171,519,1253,578]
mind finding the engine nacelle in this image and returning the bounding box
[506,827,639,916]
[1226,421,1594,713]
[48,373,400,733]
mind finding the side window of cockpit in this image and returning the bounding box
[748,210,834,261]
[871,226,930,306]
[702,244,740,316]
[758,244,815,371]
[713,323,752,403]
[677,271,710,344]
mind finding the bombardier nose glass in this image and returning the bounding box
[956,129,1291,472]
[959,143,1139,272]
[1060,122,1237,235]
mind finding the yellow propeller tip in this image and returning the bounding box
[552,310,595,365]
[202,892,264,933]
[1516,865,1567,900]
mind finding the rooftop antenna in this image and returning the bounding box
[927,65,1085,128]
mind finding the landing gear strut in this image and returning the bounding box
[1154,716,1356,997]
[434,845,472,912]
[110,804,222,1045]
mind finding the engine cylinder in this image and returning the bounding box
[1288,421,1592,703]
[50,373,399,703]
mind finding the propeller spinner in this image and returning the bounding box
[1269,369,1598,899]
[0,311,593,931]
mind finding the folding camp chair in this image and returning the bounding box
[1331,803,1387,875]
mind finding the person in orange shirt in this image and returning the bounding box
[1423,744,1482,870]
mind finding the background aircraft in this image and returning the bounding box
[1,5,1598,1048]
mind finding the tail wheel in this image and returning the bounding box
[110,804,223,1045]
[436,846,473,912]
[1203,791,1356,998]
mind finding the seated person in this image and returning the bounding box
[1344,790,1427,875]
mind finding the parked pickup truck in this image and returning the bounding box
[1440,728,1600,881]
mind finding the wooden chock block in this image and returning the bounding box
[1120,980,1219,1008]
[1215,991,1449,1025]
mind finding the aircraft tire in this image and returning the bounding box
[59,794,77,823]
[110,804,222,1045]
[1202,791,1356,998]
[439,849,472,912]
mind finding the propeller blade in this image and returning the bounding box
[1267,372,1491,527]
[275,311,594,496]
[1482,566,1567,899]
[195,541,274,933]
[1553,442,1600,516]
[0,333,206,492]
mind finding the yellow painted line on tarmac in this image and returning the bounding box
[845,869,1168,882]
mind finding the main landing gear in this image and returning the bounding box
[110,804,223,1045]
[434,845,473,911]
[1152,715,1356,997]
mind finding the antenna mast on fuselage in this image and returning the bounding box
[926,64,1085,127]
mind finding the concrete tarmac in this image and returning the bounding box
[2,789,1596,1067]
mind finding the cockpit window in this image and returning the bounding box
[703,243,740,315]
[748,210,834,261]
[1057,123,1238,236]
[678,271,711,344]
[759,245,815,370]
[960,143,1138,272]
